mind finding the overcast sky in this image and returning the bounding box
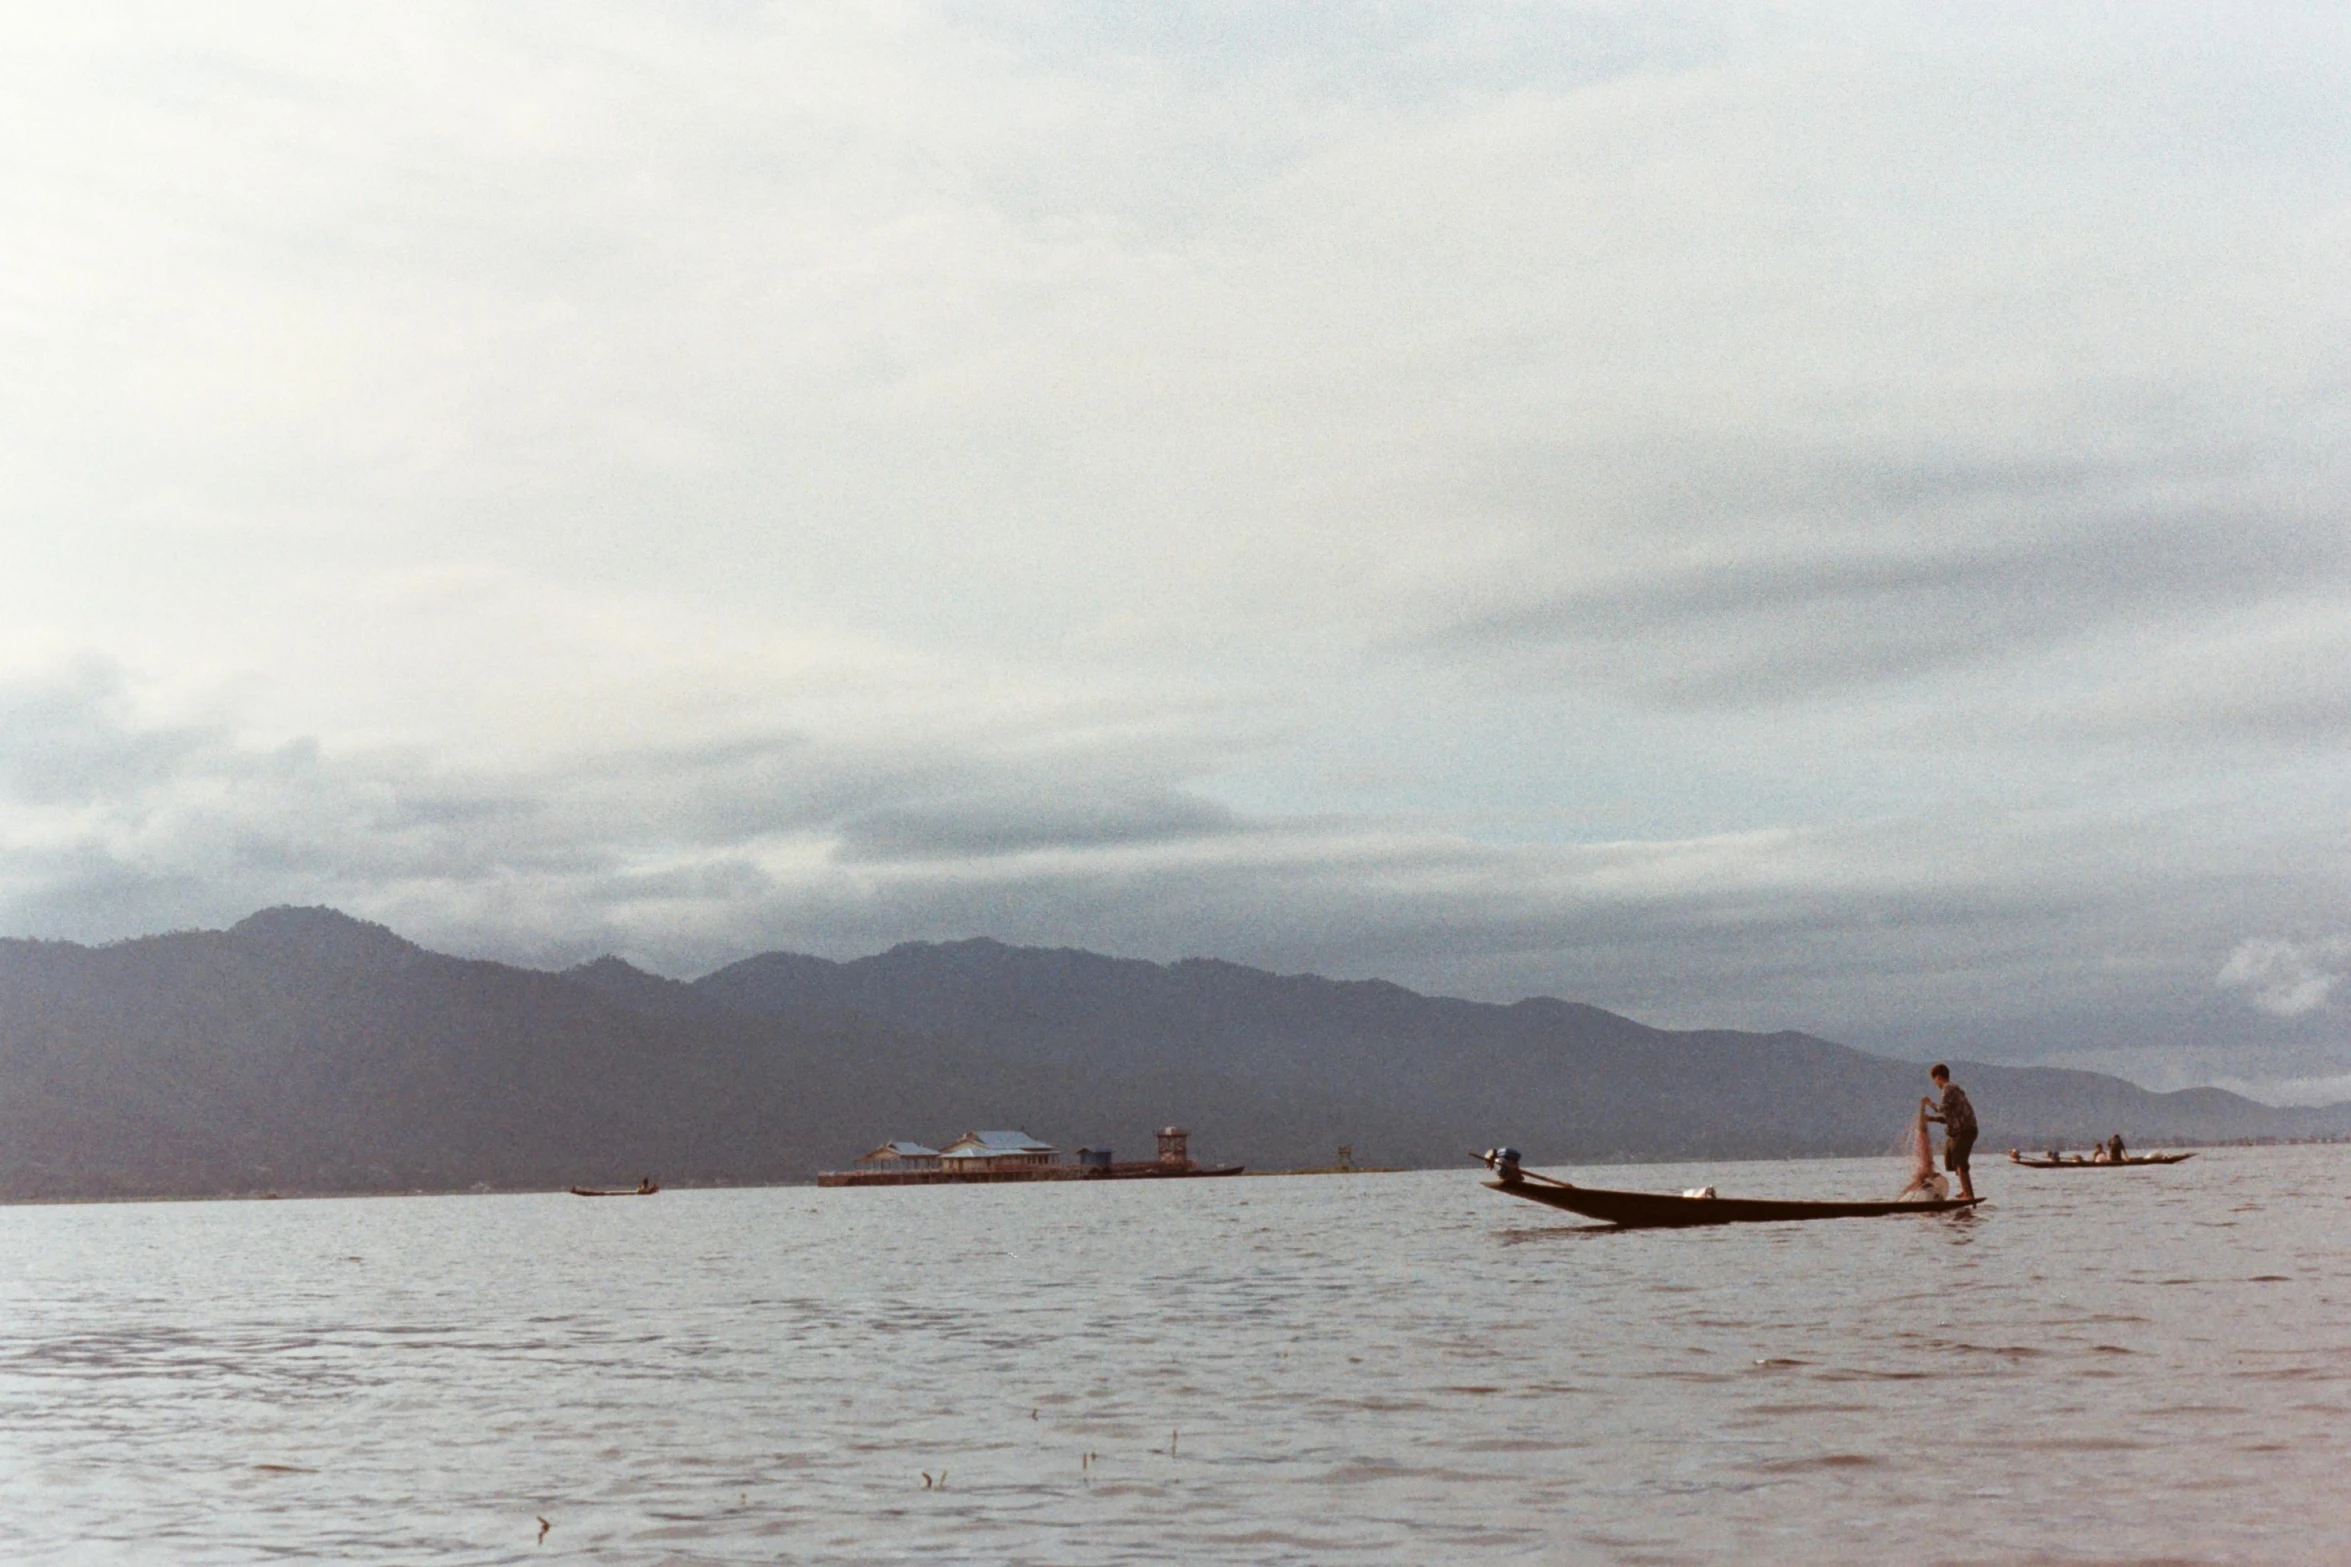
[4,4,2347,1099]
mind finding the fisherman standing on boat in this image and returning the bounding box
[1922,1064,1977,1202]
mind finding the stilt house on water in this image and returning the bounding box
[854,1141,942,1173]
[817,1125,1243,1187]
[938,1130,1057,1172]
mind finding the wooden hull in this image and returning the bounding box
[2007,1152,2193,1168]
[1486,1178,1981,1228]
[569,1186,659,1197]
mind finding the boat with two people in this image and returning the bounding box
[2008,1130,2191,1168]
[2007,1149,2193,1169]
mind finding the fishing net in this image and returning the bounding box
[1896,1102,1948,1201]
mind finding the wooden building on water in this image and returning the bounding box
[855,1141,941,1173]
[938,1130,1058,1172]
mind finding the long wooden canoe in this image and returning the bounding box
[1484,1175,1981,1228]
[2006,1151,2193,1168]
[569,1183,660,1196]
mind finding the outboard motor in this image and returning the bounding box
[1484,1146,1523,1184]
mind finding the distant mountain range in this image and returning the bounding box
[0,906,2341,1200]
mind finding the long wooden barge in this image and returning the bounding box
[817,1160,1244,1188]
[819,1126,1242,1188]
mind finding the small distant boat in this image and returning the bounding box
[2007,1151,2194,1168]
[569,1179,660,1196]
[1476,1154,1978,1228]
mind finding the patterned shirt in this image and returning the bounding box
[1938,1083,1977,1139]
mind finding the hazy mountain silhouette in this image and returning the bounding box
[0,909,1065,1199]
[0,910,2340,1200]
[697,937,2351,1169]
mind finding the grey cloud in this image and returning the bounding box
[541,731,1247,863]
[2002,669,2351,757]
[2175,689,2351,746]
[836,790,1240,861]
[550,732,840,847]
[0,673,1258,948]
[369,791,541,833]
[0,661,217,806]
[3,673,2345,1096]
[1421,483,2347,706]
[0,669,588,936]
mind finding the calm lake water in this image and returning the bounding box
[4,1144,2347,1564]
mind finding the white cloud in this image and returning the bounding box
[2218,937,2351,1018]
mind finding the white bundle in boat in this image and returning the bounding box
[1681,1186,1717,1199]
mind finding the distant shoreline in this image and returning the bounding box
[9,1134,2346,1209]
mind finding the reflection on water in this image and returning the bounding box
[3,1145,2347,1563]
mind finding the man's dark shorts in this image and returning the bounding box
[1945,1130,1976,1173]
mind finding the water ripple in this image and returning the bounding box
[3,1146,2348,1562]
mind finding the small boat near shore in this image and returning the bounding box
[569,1180,660,1196]
[2007,1151,2194,1168]
[1476,1153,1979,1228]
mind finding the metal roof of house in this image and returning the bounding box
[860,1141,941,1160]
[939,1130,1055,1155]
